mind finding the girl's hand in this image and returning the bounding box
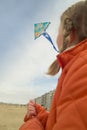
[26,100,37,119]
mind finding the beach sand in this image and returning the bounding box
[0,103,26,130]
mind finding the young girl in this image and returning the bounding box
[19,0,87,130]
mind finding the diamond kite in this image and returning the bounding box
[34,22,58,52]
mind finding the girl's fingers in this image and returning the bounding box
[27,102,36,111]
[26,100,37,119]
[29,100,35,105]
[29,110,36,115]
[28,105,35,110]
[30,100,35,104]
[26,109,37,118]
[27,104,35,110]
[27,101,35,109]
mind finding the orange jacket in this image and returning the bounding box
[19,39,87,130]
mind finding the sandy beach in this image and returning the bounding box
[0,103,26,130]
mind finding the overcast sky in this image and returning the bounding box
[0,0,81,104]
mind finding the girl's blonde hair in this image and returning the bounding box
[47,0,87,76]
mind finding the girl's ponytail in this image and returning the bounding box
[46,59,60,76]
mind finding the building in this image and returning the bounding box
[34,90,55,110]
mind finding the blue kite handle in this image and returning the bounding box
[42,32,59,53]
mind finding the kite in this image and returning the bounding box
[34,22,58,53]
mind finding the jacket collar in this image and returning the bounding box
[57,39,87,69]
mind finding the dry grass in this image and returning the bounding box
[0,103,26,130]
